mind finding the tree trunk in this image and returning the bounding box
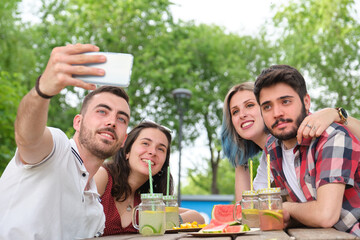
[211,157,219,194]
[204,114,220,194]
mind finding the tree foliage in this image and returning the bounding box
[0,72,27,174]
[132,22,274,193]
[271,0,360,116]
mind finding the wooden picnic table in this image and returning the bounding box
[85,227,359,240]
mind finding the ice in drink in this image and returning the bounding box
[139,210,166,235]
[259,209,283,231]
[165,206,180,229]
[242,208,260,228]
[238,190,259,228]
[258,188,283,231]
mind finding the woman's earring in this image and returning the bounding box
[157,170,164,176]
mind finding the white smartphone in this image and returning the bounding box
[74,52,134,87]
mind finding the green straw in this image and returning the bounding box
[147,160,153,194]
[166,166,170,196]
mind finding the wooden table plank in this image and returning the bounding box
[287,228,360,240]
[84,228,360,239]
[83,233,189,240]
[234,230,292,240]
[181,236,232,240]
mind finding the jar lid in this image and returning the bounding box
[141,193,163,199]
[242,190,258,196]
[257,187,281,195]
[163,195,177,200]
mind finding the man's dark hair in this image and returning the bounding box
[80,86,129,114]
[254,65,307,104]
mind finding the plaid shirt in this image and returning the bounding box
[265,123,360,236]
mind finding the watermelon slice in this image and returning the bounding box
[200,220,250,233]
[211,204,241,224]
[200,220,229,233]
[224,224,250,233]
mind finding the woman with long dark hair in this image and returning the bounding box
[95,121,204,236]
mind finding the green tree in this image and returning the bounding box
[133,22,274,194]
[0,0,176,170]
[28,0,175,132]
[0,0,38,172]
[271,0,360,116]
[0,72,27,174]
[0,0,37,82]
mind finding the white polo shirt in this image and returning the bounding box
[0,127,105,240]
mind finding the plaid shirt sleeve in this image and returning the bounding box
[313,124,360,189]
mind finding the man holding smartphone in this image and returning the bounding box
[0,44,131,239]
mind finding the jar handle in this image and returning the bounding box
[234,202,241,223]
[132,206,140,230]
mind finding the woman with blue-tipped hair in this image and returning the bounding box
[221,82,360,202]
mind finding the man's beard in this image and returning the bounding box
[78,121,119,159]
[266,104,307,141]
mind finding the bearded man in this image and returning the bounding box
[0,44,130,240]
[254,65,360,237]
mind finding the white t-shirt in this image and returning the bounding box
[253,152,274,191]
[281,144,306,202]
[0,127,105,240]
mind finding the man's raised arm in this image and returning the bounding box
[14,43,105,164]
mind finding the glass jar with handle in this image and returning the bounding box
[132,193,166,236]
[235,190,259,228]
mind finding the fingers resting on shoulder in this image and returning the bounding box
[297,108,337,144]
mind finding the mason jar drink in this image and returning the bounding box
[237,190,259,228]
[132,193,166,236]
[258,188,284,231]
[163,195,180,229]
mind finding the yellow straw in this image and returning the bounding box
[267,154,271,189]
[250,160,253,191]
[267,154,272,210]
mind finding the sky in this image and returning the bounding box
[170,0,287,35]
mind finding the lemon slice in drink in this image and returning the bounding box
[261,210,283,221]
[166,221,176,229]
[140,225,156,235]
[242,208,259,220]
[166,206,178,212]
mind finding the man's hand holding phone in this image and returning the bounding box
[73,52,133,87]
[38,44,133,98]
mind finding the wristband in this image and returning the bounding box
[35,75,54,99]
